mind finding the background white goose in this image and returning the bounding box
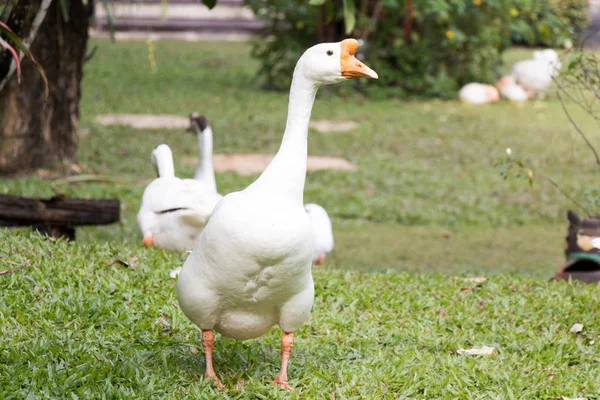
[305,203,334,265]
[497,76,530,101]
[176,38,377,391]
[458,83,499,104]
[137,144,221,252]
[510,49,561,97]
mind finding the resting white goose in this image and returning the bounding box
[305,203,334,265]
[137,144,221,252]
[511,49,561,97]
[497,76,530,102]
[458,83,499,104]
[176,39,377,391]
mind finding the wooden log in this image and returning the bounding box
[0,195,120,227]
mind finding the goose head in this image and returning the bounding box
[188,112,209,135]
[295,38,378,86]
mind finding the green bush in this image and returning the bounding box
[509,0,588,47]
[245,0,588,98]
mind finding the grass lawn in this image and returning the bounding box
[2,230,599,399]
[1,40,600,398]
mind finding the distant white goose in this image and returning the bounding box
[497,76,530,101]
[304,203,334,265]
[511,49,561,97]
[137,144,221,252]
[176,38,377,391]
[458,83,499,104]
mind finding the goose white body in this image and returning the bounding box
[175,38,377,389]
[137,144,221,252]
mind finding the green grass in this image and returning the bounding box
[2,40,600,398]
[2,230,599,399]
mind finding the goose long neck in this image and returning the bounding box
[155,149,175,178]
[254,73,318,202]
[194,126,217,192]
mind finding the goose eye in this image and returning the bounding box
[327,50,333,56]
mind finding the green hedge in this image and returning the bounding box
[245,0,588,98]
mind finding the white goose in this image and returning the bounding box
[511,49,561,97]
[136,144,221,252]
[458,83,499,104]
[305,203,334,265]
[176,39,377,391]
[497,76,530,102]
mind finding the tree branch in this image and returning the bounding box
[556,90,600,168]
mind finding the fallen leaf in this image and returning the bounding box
[189,346,199,355]
[558,397,587,400]
[570,323,583,334]
[457,345,495,355]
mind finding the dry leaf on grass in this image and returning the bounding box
[457,345,495,355]
[559,397,587,400]
[569,323,583,334]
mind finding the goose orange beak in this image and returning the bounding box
[143,235,153,247]
[340,39,378,79]
[315,254,325,265]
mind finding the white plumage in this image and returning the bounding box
[459,83,499,104]
[136,144,221,252]
[304,203,334,264]
[497,76,530,102]
[511,49,561,97]
[176,38,377,391]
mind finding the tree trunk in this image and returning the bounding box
[0,0,90,175]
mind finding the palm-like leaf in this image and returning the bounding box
[0,21,49,100]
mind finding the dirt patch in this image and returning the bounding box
[309,120,358,133]
[95,114,189,129]
[183,154,357,175]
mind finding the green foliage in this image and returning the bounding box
[509,0,589,47]
[245,0,587,98]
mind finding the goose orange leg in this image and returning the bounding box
[202,330,223,390]
[273,332,294,391]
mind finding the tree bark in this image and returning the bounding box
[0,0,90,175]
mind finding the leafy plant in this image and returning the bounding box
[245,0,587,98]
[0,21,49,100]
